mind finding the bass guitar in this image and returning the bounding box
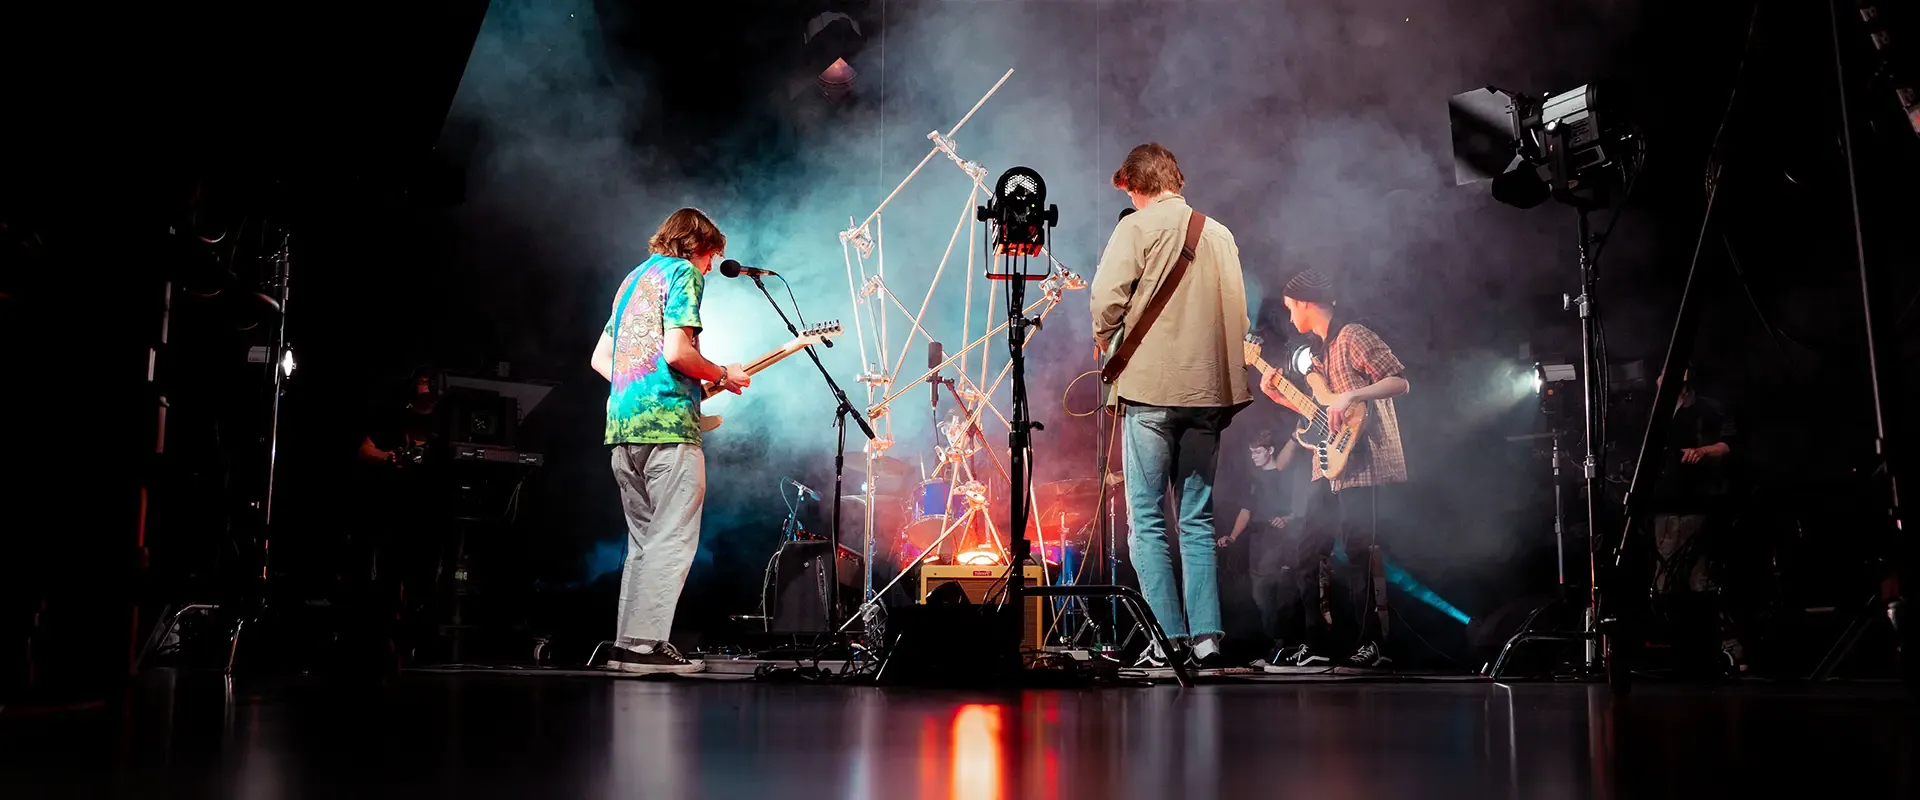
[698,320,844,432]
[1243,335,1368,480]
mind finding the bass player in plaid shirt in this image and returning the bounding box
[1250,269,1410,670]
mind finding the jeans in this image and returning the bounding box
[611,443,706,646]
[1122,404,1236,641]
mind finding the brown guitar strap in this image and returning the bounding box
[1101,209,1207,385]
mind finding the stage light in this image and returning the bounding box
[279,347,296,378]
[1535,362,1576,417]
[803,12,864,103]
[1536,362,1576,390]
[1451,83,1641,210]
[1290,345,1314,377]
[956,550,1001,566]
[977,167,1057,257]
[817,57,856,102]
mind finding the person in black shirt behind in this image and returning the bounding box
[359,367,443,468]
[351,366,450,666]
[1648,369,1744,674]
[1219,427,1327,669]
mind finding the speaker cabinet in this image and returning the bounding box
[764,540,862,634]
[918,564,1045,651]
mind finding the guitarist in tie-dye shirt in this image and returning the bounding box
[589,207,750,674]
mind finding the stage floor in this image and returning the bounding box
[2,670,1913,799]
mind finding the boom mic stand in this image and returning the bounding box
[747,273,875,633]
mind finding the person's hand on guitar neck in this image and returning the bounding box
[712,363,751,395]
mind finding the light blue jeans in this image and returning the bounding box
[1122,404,1235,641]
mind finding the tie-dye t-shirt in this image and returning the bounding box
[603,254,705,446]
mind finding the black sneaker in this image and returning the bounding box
[1261,643,1332,673]
[1721,640,1749,678]
[1122,642,1178,677]
[1187,648,1231,674]
[607,642,705,675]
[1345,641,1392,670]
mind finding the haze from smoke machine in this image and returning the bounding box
[442,0,1647,604]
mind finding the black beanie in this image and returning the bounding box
[1282,269,1336,305]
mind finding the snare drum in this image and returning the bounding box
[910,479,953,522]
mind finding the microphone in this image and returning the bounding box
[719,259,779,278]
[1117,207,1137,222]
[788,478,819,501]
[928,341,944,411]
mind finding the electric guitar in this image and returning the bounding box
[698,321,843,432]
[1243,335,1368,480]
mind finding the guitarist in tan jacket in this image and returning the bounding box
[1090,143,1252,672]
[1252,269,1409,670]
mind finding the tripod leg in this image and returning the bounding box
[1116,592,1191,687]
[839,508,979,633]
[1810,595,1882,681]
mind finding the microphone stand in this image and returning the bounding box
[749,274,875,633]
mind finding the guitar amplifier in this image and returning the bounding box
[918,564,1046,651]
[764,540,863,634]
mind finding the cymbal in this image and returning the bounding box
[839,493,906,507]
[1032,478,1102,508]
[1027,478,1105,534]
[852,455,915,477]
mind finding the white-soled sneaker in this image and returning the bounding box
[608,642,705,675]
[1261,644,1332,673]
[1344,641,1392,671]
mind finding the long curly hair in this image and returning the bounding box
[647,207,726,259]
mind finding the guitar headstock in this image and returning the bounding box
[798,320,844,347]
[1242,333,1264,365]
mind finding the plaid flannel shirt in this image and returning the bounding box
[1313,323,1407,490]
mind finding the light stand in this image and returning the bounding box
[979,169,1054,668]
[747,273,874,632]
[1486,423,1586,678]
[1474,94,1642,679]
[967,168,1189,684]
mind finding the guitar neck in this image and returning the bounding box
[703,339,810,398]
[1254,358,1318,411]
[744,343,802,375]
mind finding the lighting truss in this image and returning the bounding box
[834,68,1089,615]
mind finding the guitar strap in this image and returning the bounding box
[1101,209,1207,386]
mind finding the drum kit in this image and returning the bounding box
[834,412,1109,571]
[786,412,1116,645]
